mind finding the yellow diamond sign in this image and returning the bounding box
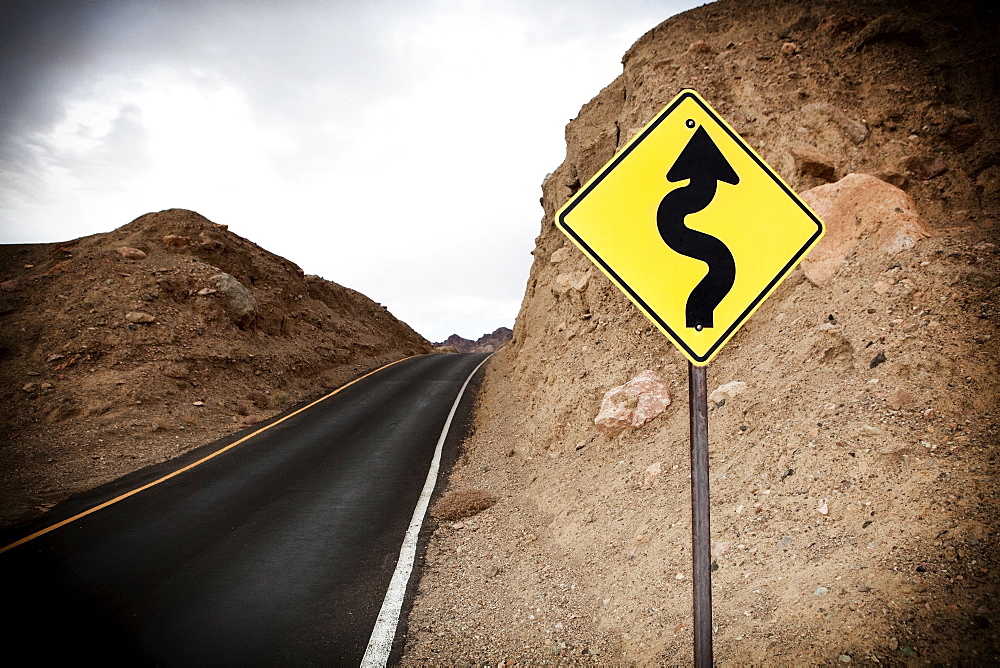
[556,89,824,366]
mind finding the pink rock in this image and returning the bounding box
[800,173,930,285]
[116,247,147,260]
[595,370,671,431]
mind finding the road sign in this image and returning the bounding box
[556,89,824,365]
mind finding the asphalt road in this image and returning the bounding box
[0,352,489,666]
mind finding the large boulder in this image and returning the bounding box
[800,173,930,285]
[211,273,258,329]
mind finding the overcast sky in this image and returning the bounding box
[0,0,700,342]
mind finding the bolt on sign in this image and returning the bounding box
[556,89,824,365]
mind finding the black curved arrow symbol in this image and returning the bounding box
[657,125,739,330]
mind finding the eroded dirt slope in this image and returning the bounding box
[404,0,998,664]
[0,208,430,527]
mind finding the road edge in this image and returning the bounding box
[361,353,492,667]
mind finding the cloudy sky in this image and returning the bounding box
[0,0,700,342]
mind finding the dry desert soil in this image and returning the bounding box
[1,0,998,665]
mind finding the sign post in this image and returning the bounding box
[555,89,825,663]
[688,362,712,667]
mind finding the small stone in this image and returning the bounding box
[888,637,899,650]
[814,586,829,597]
[870,350,887,368]
[126,311,156,324]
[709,381,747,405]
[887,388,914,410]
[46,354,66,362]
[781,41,800,56]
[839,654,852,663]
[22,383,37,393]
[197,231,226,252]
[162,234,191,249]
[192,401,204,407]
[817,14,864,35]
[790,143,836,181]
[552,270,592,296]
[946,122,982,151]
[801,102,869,144]
[644,461,663,487]
[40,382,53,391]
[876,171,909,190]
[687,40,713,54]
[675,572,685,580]
[116,247,147,260]
[872,280,893,294]
[861,425,883,436]
[46,260,72,276]
[196,287,218,296]
[818,500,829,515]
[902,154,947,180]
[550,247,571,264]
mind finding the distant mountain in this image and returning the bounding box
[436,327,512,353]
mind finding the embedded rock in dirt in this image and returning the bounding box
[594,370,671,431]
[211,273,258,329]
[902,153,948,180]
[800,173,930,285]
[116,247,147,261]
[708,380,747,405]
[800,102,869,145]
[552,270,591,296]
[125,311,156,324]
[161,234,190,250]
[789,143,836,181]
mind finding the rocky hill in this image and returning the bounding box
[0,208,430,527]
[404,0,998,664]
[436,327,513,353]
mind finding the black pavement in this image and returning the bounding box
[0,352,489,666]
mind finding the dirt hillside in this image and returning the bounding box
[404,0,999,664]
[0,208,430,527]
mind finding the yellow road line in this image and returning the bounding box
[0,355,418,555]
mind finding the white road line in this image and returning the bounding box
[361,354,491,668]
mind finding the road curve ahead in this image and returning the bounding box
[0,352,490,666]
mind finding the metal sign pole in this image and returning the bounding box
[688,361,713,667]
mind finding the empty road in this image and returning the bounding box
[0,352,489,665]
